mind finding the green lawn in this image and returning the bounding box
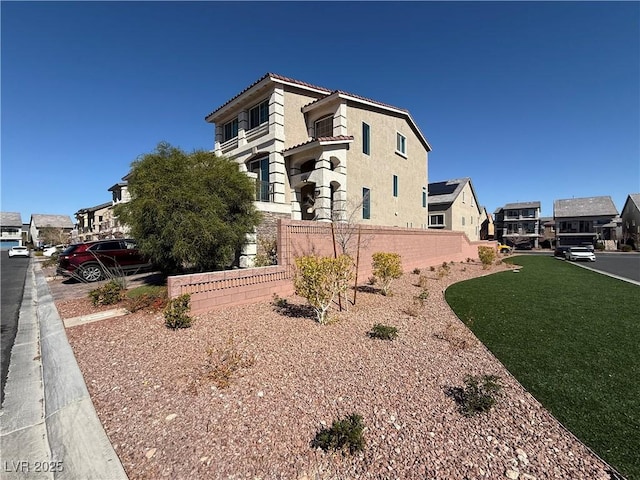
[445,255,639,480]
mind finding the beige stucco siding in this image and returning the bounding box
[449,183,482,241]
[345,104,428,228]
[283,88,324,148]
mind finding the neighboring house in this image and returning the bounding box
[494,201,542,248]
[427,178,483,241]
[73,202,113,243]
[29,214,74,247]
[539,217,555,248]
[479,207,494,240]
[206,73,432,232]
[0,212,24,249]
[620,193,640,249]
[105,175,132,238]
[553,196,619,250]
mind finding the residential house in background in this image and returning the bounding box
[553,196,620,250]
[29,214,74,247]
[0,212,24,249]
[206,73,432,233]
[479,206,494,240]
[539,217,555,248]
[620,193,640,249]
[427,178,484,241]
[494,201,542,248]
[73,202,113,243]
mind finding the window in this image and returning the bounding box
[430,214,444,227]
[422,187,427,208]
[462,191,466,203]
[470,216,473,224]
[249,99,269,129]
[314,116,333,138]
[462,217,466,226]
[362,188,371,220]
[393,175,398,197]
[223,118,238,141]
[396,132,406,155]
[362,122,370,155]
[249,157,270,202]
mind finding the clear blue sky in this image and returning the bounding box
[2,1,638,222]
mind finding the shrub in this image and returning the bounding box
[595,242,605,251]
[254,236,278,267]
[88,280,123,306]
[164,294,192,329]
[294,254,354,324]
[466,257,473,263]
[477,246,496,269]
[429,266,436,272]
[125,285,168,312]
[412,267,421,275]
[272,293,288,308]
[371,252,403,296]
[417,274,429,289]
[203,339,255,389]
[415,289,429,305]
[312,413,365,455]
[452,374,503,417]
[436,264,450,279]
[368,323,398,340]
[621,244,632,252]
[434,323,472,351]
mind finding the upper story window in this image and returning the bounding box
[249,99,269,129]
[396,132,406,156]
[362,122,370,155]
[422,187,427,208]
[223,118,238,141]
[393,175,398,197]
[430,214,444,227]
[314,116,333,138]
[362,188,371,220]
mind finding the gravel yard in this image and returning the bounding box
[61,261,612,480]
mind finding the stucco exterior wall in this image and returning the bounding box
[344,104,428,229]
[449,183,482,241]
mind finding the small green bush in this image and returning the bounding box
[371,252,403,296]
[415,289,429,305]
[312,413,365,455]
[125,285,168,312]
[621,244,632,252]
[477,246,496,269]
[368,323,398,340]
[272,294,288,308]
[595,242,605,251]
[88,280,123,306]
[164,294,192,329]
[457,374,503,417]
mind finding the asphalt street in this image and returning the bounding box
[587,252,640,282]
[0,255,29,405]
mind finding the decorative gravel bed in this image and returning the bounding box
[63,262,612,480]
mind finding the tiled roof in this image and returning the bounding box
[553,196,618,218]
[205,73,332,120]
[76,202,112,214]
[504,201,541,210]
[283,135,354,153]
[31,214,74,229]
[0,211,23,227]
[302,90,409,115]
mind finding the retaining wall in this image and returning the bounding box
[168,219,495,315]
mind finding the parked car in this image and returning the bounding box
[43,244,65,257]
[497,243,512,254]
[565,246,596,262]
[554,246,572,257]
[57,239,152,282]
[7,246,30,258]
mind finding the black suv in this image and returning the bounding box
[57,239,152,282]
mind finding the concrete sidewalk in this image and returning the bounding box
[0,261,127,479]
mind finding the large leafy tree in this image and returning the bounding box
[115,142,262,274]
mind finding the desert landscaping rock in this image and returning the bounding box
[61,261,614,479]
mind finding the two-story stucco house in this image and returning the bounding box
[0,212,24,249]
[494,201,542,248]
[73,202,113,243]
[554,196,619,250]
[205,73,432,234]
[620,193,640,250]
[427,178,484,241]
[29,214,74,247]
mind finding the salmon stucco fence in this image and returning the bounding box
[167,219,495,315]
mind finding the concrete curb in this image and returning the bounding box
[64,308,129,328]
[0,261,128,479]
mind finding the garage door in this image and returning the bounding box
[0,240,19,250]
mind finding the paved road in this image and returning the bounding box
[0,255,29,405]
[586,252,640,283]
